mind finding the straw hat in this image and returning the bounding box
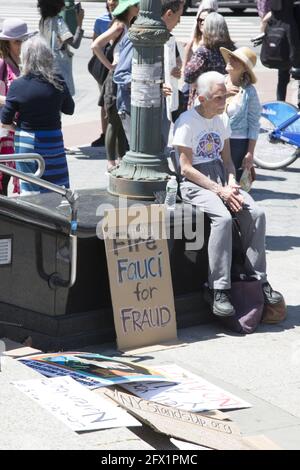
[220,46,257,84]
[0,18,37,41]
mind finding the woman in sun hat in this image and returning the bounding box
[0,18,36,195]
[220,46,261,183]
[91,0,139,170]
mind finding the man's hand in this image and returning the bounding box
[228,174,240,191]
[0,123,16,134]
[226,83,239,97]
[219,185,244,213]
[170,66,181,79]
[162,84,172,97]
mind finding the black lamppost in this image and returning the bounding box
[108,0,171,199]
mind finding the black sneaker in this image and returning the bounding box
[204,288,235,317]
[262,282,283,305]
[91,134,105,147]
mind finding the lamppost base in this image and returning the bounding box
[108,174,168,199]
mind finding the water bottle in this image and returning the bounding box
[239,168,252,192]
[164,176,178,210]
[59,0,77,35]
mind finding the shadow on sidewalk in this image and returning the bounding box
[251,188,300,201]
[266,235,300,251]
[283,166,300,173]
[255,174,286,182]
[67,146,107,160]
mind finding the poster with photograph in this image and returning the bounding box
[19,352,171,388]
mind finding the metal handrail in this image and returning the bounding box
[0,153,45,178]
[0,157,79,288]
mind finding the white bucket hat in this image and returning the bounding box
[0,18,37,41]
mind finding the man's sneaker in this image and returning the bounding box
[262,282,283,305]
[91,134,105,147]
[204,288,235,317]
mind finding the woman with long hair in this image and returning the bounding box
[220,46,261,183]
[0,18,36,196]
[1,35,74,194]
[91,0,119,148]
[38,0,84,96]
[183,8,215,72]
[184,12,235,108]
[91,0,140,170]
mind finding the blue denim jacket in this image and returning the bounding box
[113,33,133,115]
[228,84,261,140]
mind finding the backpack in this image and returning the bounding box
[88,32,123,86]
[260,18,291,70]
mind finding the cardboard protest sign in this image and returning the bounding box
[105,388,254,450]
[103,205,177,350]
[122,364,251,412]
[13,376,141,432]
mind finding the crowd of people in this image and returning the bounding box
[0,0,288,319]
[1,0,299,191]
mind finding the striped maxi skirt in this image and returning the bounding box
[14,128,70,193]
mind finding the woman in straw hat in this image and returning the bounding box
[0,18,36,195]
[220,46,261,183]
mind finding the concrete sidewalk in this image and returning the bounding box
[1,156,300,450]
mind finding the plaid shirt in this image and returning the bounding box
[257,0,272,18]
[184,46,228,108]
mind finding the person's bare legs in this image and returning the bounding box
[91,107,108,147]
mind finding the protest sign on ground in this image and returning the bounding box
[103,205,177,350]
[19,352,171,388]
[122,364,251,411]
[13,376,141,432]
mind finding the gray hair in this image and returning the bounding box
[203,12,234,49]
[20,35,63,91]
[196,71,225,98]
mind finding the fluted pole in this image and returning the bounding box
[108,0,171,199]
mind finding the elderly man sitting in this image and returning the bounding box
[172,71,282,317]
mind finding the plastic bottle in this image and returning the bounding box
[164,176,178,210]
[239,168,252,192]
[56,199,72,220]
[59,0,77,35]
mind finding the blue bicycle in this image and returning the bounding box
[254,101,300,170]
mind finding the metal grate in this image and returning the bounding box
[0,238,12,265]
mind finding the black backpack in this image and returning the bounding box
[260,18,291,69]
